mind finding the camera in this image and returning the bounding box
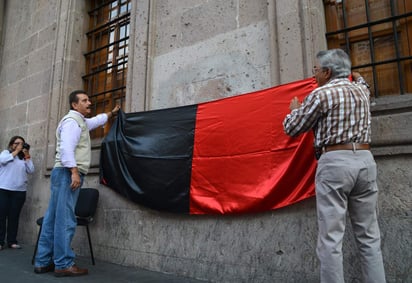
[23,143,30,150]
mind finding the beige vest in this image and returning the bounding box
[55,112,91,175]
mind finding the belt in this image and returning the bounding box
[323,143,370,153]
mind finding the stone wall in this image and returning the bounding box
[0,1,410,282]
[370,95,412,283]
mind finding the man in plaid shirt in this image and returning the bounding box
[283,49,386,283]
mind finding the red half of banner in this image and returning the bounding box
[190,77,318,214]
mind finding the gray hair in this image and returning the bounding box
[316,49,351,79]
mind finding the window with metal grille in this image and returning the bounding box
[324,0,412,97]
[84,0,131,139]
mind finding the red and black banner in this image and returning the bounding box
[100,77,318,214]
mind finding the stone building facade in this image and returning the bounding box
[0,0,410,282]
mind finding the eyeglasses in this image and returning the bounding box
[312,66,322,75]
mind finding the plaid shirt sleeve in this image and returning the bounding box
[283,91,322,137]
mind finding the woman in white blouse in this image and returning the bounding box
[0,136,34,250]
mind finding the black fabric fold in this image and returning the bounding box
[100,107,197,213]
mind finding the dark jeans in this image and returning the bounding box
[0,188,26,246]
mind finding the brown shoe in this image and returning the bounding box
[54,265,88,277]
[34,263,55,274]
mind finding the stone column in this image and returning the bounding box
[267,0,327,85]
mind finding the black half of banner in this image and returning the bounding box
[100,107,197,213]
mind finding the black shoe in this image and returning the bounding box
[34,263,55,274]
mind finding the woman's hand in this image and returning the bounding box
[12,143,23,157]
[22,149,31,160]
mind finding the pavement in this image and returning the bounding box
[0,243,207,283]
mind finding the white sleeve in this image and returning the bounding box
[59,118,82,168]
[85,113,109,131]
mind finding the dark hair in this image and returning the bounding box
[69,90,87,110]
[8,136,26,159]
[8,136,25,148]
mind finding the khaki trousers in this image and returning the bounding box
[315,150,386,283]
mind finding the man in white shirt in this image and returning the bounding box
[34,90,120,277]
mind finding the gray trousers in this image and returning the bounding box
[315,150,386,283]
